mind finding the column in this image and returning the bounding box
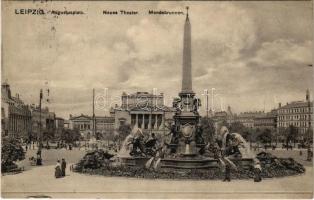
[17,115,20,132]
[135,114,138,128]
[8,116,10,133]
[141,114,145,129]
[14,115,16,132]
[148,114,152,129]
[154,115,158,129]
[160,115,164,129]
[12,116,14,132]
[11,115,14,132]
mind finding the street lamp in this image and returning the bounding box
[36,89,43,165]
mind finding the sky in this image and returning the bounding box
[2,1,313,119]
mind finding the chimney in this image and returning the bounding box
[306,89,310,102]
[278,102,281,108]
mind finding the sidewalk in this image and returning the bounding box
[2,163,313,199]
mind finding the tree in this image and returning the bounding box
[200,117,215,143]
[240,130,251,141]
[285,125,298,147]
[228,121,247,135]
[305,128,313,145]
[257,128,272,145]
[95,132,104,140]
[61,128,81,144]
[220,120,229,128]
[1,138,25,172]
[43,130,54,142]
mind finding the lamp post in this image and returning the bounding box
[204,89,209,118]
[93,88,95,139]
[39,89,43,147]
[211,88,215,113]
[36,89,43,165]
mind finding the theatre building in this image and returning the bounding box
[113,92,176,135]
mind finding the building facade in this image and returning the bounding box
[30,105,56,140]
[277,90,313,140]
[1,82,32,139]
[64,120,70,129]
[237,111,265,128]
[212,106,235,125]
[69,114,115,139]
[55,117,65,129]
[253,109,277,131]
[69,114,92,130]
[95,116,114,133]
[114,92,176,135]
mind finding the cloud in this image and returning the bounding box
[251,39,312,67]
[2,1,312,117]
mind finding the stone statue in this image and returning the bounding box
[129,129,145,157]
[169,124,179,144]
[144,133,159,156]
[195,124,205,144]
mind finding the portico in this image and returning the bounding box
[130,112,164,130]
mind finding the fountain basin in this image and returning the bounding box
[119,157,150,167]
[119,156,254,169]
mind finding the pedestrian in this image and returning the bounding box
[223,163,231,182]
[25,145,28,152]
[55,160,62,178]
[61,158,67,177]
[253,162,262,182]
[299,150,303,156]
[307,147,312,162]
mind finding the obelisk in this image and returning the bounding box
[174,7,200,157]
[181,7,193,94]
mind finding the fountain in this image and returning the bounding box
[73,7,305,179]
[118,7,254,170]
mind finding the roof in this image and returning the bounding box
[2,81,9,86]
[69,114,91,120]
[122,91,164,98]
[95,116,114,123]
[125,105,175,112]
[214,111,228,117]
[238,111,265,118]
[279,101,313,109]
[11,96,24,105]
[55,117,64,120]
[70,114,114,122]
[254,113,276,119]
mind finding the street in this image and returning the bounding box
[2,148,313,198]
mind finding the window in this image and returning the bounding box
[120,120,125,126]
